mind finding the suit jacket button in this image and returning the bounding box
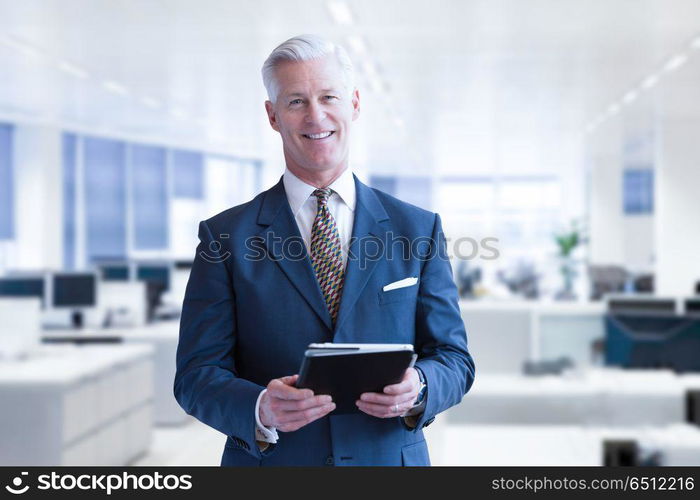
[325,455,334,466]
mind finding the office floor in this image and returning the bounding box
[132,416,224,466]
[131,416,601,466]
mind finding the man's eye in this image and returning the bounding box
[323,95,338,101]
[289,99,303,105]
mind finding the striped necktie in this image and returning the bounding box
[310,188,345,325]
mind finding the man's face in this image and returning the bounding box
[265,56,360,176]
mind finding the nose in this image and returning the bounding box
[305,100,326,125]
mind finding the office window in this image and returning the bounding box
[172,150,204,199]
[623,169,654,215]
[62,133,77,268]
[369,176,397,196]
[396,177,432,210]
[498,178,560,210]
[84,136,127,262]
[436,175,563,285]
[205,156,258,216]
[438,178,495,213]
[369,176,432,210]
[0,124,13,240]
[131,144,168,250]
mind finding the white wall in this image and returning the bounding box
[10,125,63,270]
[587,118,625,266]
[622,216,654,272]
[653,58,700,296]
[587,57,700,295]
[587,107,655,273]
[655,118,700,295]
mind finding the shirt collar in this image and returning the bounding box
[283,166,356,217]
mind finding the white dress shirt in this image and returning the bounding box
[282,165,356,265]
[253,167,424,446]
[255,167,356,444]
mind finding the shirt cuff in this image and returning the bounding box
[255,389,279,444]
[403,397,426,417]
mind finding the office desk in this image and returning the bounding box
[42,320,187,425]
[433,423,700,466]
[459,300,605,373]
[449,368,692,427]
[0,344,154,465]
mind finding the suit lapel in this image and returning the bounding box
[257,177,333,331]
[255,174,391,335]
[333,175,389,336]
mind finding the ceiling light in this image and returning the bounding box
[169,108,188,120]
[326,1,354,25]
[663,53,688,73]
[606,103,620,117]
[641,74,659,90]
[57,60,89,79]
[102,80,130,96]
[0,34,43,59]
[622,90,638,105]
[140,96,162,109]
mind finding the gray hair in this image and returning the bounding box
[262,34,355,103]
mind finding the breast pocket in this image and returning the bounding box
[378,284,418,305]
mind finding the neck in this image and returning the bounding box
[286,163,348,188]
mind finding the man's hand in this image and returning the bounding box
[259,374,335,432]
[356,367,421,418]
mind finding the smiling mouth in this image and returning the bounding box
[302,131,335,140]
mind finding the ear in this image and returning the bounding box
[265,100,280,132]
[351,88,360,121]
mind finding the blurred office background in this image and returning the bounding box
[1,0,700,466]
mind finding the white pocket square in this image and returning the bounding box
[383,277,418,292]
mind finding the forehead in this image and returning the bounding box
[275,56,347,95]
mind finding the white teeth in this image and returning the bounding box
[305,131,333,139]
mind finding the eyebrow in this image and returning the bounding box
[284,89,342,98]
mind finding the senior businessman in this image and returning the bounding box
[174,34,475,466]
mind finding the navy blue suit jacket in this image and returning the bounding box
[174,174,475,466]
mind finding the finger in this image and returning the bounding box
[268,379,314,400]
[355,400,403,418]
[272,394,332,412]
[359,391,415,406]
[277,401,336,423]
[278,374,299,385]
[276,402,336,428]
[382,379,413,395]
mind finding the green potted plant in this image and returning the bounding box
[554,219,586,300]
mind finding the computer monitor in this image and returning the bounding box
[0,277,46,308]
[605,314,700,372]
[174,260,193,271]
[686,298,700,317]
[607,296,676,315]
[52,273,97,308]
[136,264,170,290]
[52,273,97,328]
[136,264,171,322]
[589,265,627,301]
[99,263,130,282]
